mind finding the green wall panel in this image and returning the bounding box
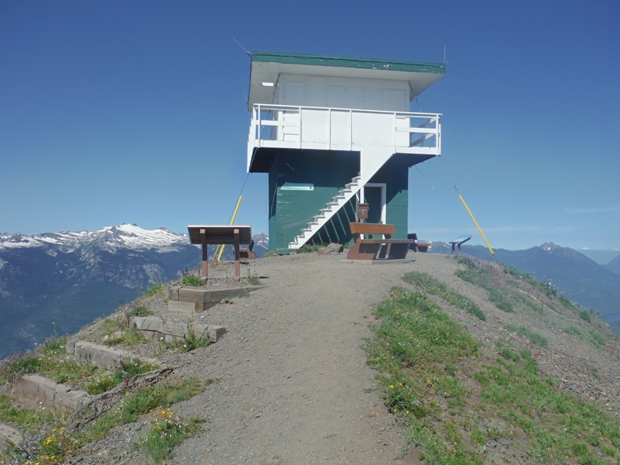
[266,150,411,252]
[268,150,359,252]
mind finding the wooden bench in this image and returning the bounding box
[346,222,414,260]
[408,233,432,253]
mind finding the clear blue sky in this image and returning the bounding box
[1,1,619,251]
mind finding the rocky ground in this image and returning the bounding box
[59,251,620,464]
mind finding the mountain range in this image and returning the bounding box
[1,224,618,358]
[0,224,267,358]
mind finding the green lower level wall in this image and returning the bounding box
[268,150,359,252]
[266,150,410,253]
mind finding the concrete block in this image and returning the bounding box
[207,325,227,343]
[168,300,201,314]
[10,374,88,414]
[173,286,263,311]
[0,423,23,452]
[130,316,225,343]
[168,286,181,301]
[65,336,78,354]
[71,341,160,371]
[178,288,210,304]
[73,341,131,370]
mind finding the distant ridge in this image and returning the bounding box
[429,241,620,323]
[605,254,620,277]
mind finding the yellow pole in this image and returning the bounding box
[214,195,243,263]
[458,194,495,256]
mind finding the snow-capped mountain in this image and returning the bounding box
[0,224,267,359]
[0,224,189,253]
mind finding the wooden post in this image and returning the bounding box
[233,228,240,283]
[200,229,208,280]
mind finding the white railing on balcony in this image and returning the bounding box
[248,104,441,170]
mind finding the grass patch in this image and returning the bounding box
[87,378,208,442]
[101,317,146,346]
[403,272,486,321]
[247,275,261,286]
[138,408,204,463]
[297,244,324,253]
[128,305,153,317]
[86,359,157,395]
[366,282,620,464]
[564,325,608,348]
[455,258,514,313]
[167,328,211,352]
[143,282,165,297]
[1,337,99,386]
[181,274,203,287]
[5,378,214,464]
[505,325,548,347]
[0,393,59,434]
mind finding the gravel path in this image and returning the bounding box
[171,253,419,465]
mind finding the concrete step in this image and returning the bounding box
[131,316,227,343]
[9,374,89,414]
[168,286,263,313]
[67,340,160,371]
[0,422,23,453]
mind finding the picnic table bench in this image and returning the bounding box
[346,222,414,260]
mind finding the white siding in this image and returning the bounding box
[277,74,409,111]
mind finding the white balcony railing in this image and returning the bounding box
[248,104,441,170]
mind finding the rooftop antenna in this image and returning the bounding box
[443,45,446,64]
[233,38,251,104]
[233,37,251,57]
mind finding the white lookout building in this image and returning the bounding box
[246,51,445,253]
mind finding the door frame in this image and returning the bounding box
[360,183,386,224]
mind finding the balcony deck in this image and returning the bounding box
[247,104,441,172]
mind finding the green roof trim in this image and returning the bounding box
[251,51,446,75]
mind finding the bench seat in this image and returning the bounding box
[347,222,414,260]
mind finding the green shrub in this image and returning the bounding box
[168,327,210,352]
[579,310,591,323]
[129,305,153,317]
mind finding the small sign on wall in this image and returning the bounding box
[281,183,314,191]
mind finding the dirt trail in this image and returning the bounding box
[168,253,424,465]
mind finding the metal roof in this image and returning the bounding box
[248,51,446,109]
